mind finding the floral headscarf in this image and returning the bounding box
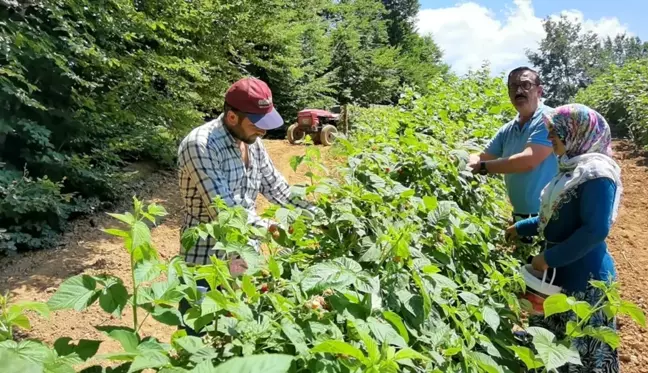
[537,104,622,233]
[547,103,614,160]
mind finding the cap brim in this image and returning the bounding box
[247,108,284,130]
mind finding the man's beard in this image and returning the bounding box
[225,120,258,144]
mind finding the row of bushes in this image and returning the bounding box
[575,59,648,149]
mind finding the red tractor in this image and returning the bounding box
[287,108,340,146]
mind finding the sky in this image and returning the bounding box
[416,0,648,75]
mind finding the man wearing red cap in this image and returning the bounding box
[177,77,314,266]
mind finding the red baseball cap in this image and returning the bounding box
[225,77,283,130]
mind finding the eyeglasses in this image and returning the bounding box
[508,81,536,92]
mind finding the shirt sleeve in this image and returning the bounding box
[543,178,617,268]
[526,120,553,148]
[514,216,540,237]
[484,126,505,158]
[179,138,236,220]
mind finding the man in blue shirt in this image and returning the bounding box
[468,66,558,244]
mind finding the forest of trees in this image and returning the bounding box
[0,0,447,253]
[2,1,648,254]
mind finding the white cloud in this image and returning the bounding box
[416,0,631,75]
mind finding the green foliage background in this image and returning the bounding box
[0,0,447,253]
[575,60,648,149]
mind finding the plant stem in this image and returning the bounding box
[567,296,606,339]
[131,252,138,331]
[136,312,151,334]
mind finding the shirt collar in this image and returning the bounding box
[513,102,545,127]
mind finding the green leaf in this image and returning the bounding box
[459,291,480,306]
[107,213,136,226]
[99,282,129,317]
[620,300,647,327]
[9,315,30,330]
[225,301,254,321]
[134,260,162,284]
[9,302,50,320]
[174,336,205,354]
[468,351,504,373]
[129,350,169,373]
[54,338,102,361]
[200,291,226,317]
[290,155,305,172]
[280,318,309,355]
[482,306,500,331]
[508,346,544,370]
[300,261,358,293]
[131,221,151,252]
[394,348,430,361]
[311,340,366,362]
[268,256,281,279]
[583,326,620,349]
[528,327,581,370]
[147,204,168,217]
[571,301,593,319]
[106,330,139,353]
[430,273,458,290]
[421,265,440,274]
[422,195,438,211]
[0,340,49,373]
[151,306,183,326]
[382,311,409,343]
[212,354,294,373]
[241,275,258,301]
[366,317,407,348]
[102,229,129,238]
[543,293,572,317]
[181,229,200,253]
[47,275,98,311]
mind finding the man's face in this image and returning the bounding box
[224,110,266,144]
[508,71,542,116]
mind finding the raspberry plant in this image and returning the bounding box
[0,71,644,373]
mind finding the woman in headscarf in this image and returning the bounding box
[507,103,622,372]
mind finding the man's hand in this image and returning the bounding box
[505,225,518,243]
[229,257,248,277]
[531,254,549,272]
[468,153,495,174]
[268,224,281,239]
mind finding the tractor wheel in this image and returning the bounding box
[287,123,305,144]
[320,125,338,146]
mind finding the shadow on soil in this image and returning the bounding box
[0,171,182,295]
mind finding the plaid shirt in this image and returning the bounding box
[177,114,313,265]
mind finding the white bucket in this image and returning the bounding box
[519,264,562,315]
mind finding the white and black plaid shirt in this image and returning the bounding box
[177,114,313,265]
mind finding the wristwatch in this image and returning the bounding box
[479,161,488,175]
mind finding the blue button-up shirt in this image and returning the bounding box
[485,105,559,215]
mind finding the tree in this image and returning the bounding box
[381,0,419,46]
[527,15,648,106]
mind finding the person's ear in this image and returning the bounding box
[537,85,543,97]
[225,109,240,126]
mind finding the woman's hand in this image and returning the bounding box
[505,225,518,243]
[531,254,549,272]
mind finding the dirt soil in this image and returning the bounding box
[1,139,647,371]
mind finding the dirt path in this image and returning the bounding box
[607,141,648,373]
[0,140,328,363]
[1,139,647,371]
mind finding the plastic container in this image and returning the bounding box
[520,264,562,316]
